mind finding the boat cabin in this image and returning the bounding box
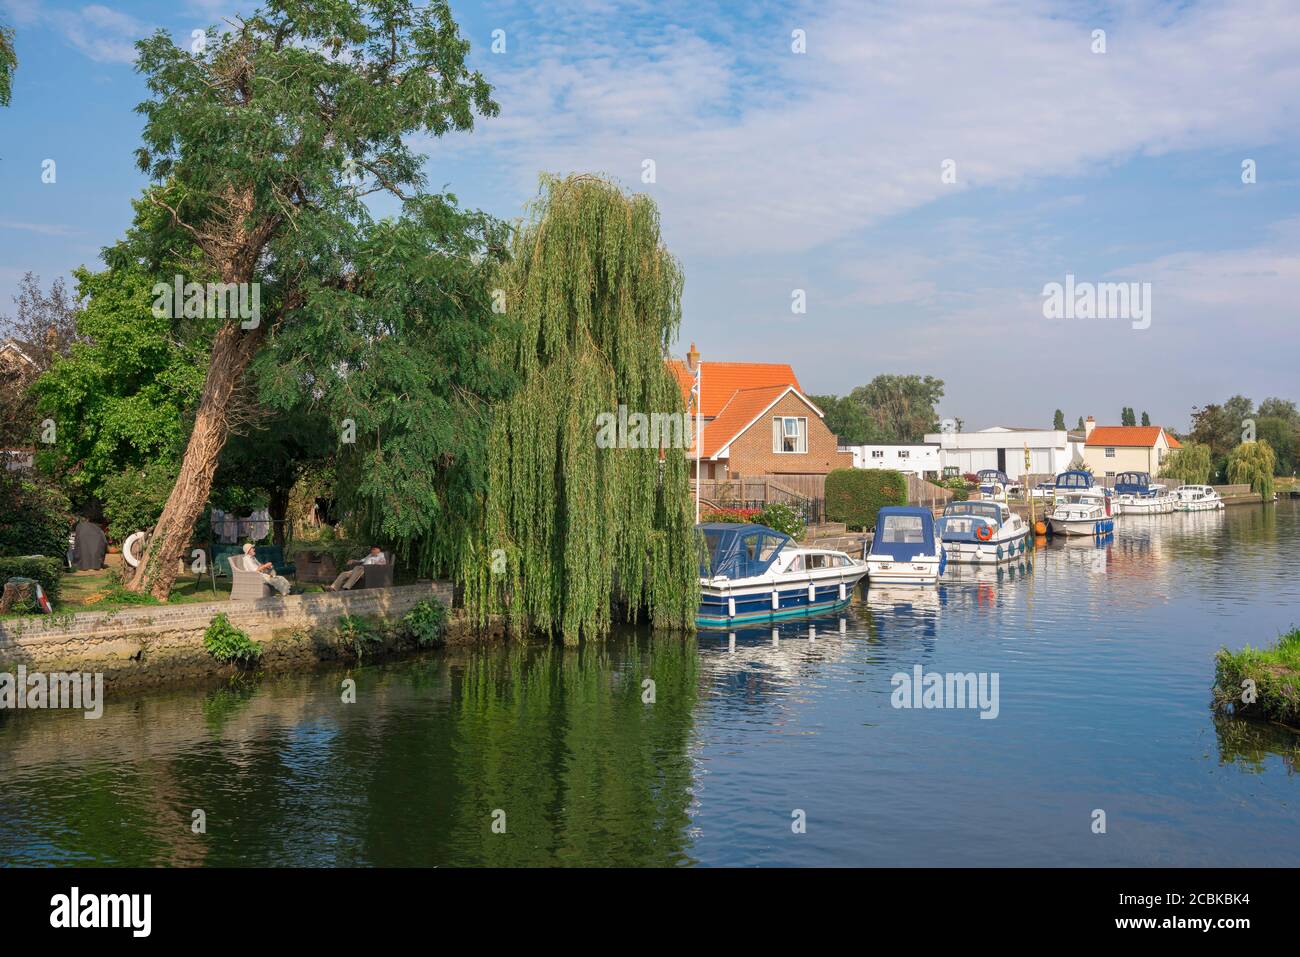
[1114,471,1154,495]
[698,523,790,580]
[1054,469,1094,490]
[869,506,939,559]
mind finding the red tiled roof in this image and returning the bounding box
[1165,433,1183,449]
[1085,426,1177,448]
[696,385,792,458]
[669,360,801,418]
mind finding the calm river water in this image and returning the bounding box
[3,502,1298,866]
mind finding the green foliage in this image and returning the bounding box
[1052,409,1065,430]
[0,556,63,605]
[0,472,73,558]
[756,502,806,540]
[202,613,262,664]
[401,598,448,648]
[1189,396,1254,481]
[1141,411,1150,426]
[936,476,970,501]
[31,266,206,499]
[101,465,179,541]
[338,614,382,660]
[824,468,907,531]
[1227,440,1276,500]
[1121,407,1136,426]
[1160,441,1212,485]
[1214,628,1300,726]
[460,175,699,643]
[811,375,945,444]
[0,24,14,107]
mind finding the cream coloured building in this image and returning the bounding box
[1079,416,1182,477]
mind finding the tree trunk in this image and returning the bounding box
[269,485,290,549]
[127,322,265,599]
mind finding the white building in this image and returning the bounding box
[920,426,1085,480]
[842,443,942,476]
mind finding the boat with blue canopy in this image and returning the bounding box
[1113,471,1174,514]
[976,469,1012,500]
[1047,470,1114,536]
[865,506,945,584]
[936,499,1031,563]
[696,523,867,628]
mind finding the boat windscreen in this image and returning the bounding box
[698,524,790,579]
[944,502,1001,521]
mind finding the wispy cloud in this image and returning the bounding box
[0,219,81,236]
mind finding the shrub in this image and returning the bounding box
[101,466,178,542]
[0,473,74,558]
[1214,628,1300,727]
[402,598,448,648]
[756,501,806,540]
[338,614,382,660]
[0,555,64,605]
[824,468,907,531]
[702,507,762,524]
[203,613,263,664]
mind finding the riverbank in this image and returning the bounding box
[1214,628,1300,728]
[0,581,503,691]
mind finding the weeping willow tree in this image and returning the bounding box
[461,175,699,643]
[1227,439,1276,500]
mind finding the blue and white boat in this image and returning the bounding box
[1047,470,1114,536]
[697,523,868,628]
[976,468,1012,500]
[866,506,946,584]
[936,500,1031,563]
[1114,471,1174,514]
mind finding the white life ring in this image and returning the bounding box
[122,531,149,568]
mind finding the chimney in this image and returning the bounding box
[686,341,700,372]
[1084,415,1095,439]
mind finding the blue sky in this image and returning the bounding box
[1,0,1298,430]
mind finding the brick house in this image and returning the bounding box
[669,344,853,480]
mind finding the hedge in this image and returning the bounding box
[0,473,74,559]
[0,555,65,605]
[824,468,907,531]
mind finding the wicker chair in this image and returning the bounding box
[228,556,275,601]
[361,552,396,589]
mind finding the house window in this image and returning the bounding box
[898,450,909,458]
[1104,448,1115,457]
[772,416,807,453]
[871,449,884,458]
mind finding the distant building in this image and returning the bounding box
[668,345,853,480]
[841,443,941,477]
[1079,416,1182,477]
[921,426,1082,480]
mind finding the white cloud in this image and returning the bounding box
[52,4,147,64]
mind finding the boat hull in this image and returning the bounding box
[697,567,868,628]
[1048,516,1115,536]
[865,557,942,585]
[1174,500,1224,512]
[942,529,1031,564]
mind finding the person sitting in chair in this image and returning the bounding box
[327,546,386,591]
[238,542,292,596]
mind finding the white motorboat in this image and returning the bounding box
[1047,470,1115,537]
[936,500,1031,564]
[697,522,868,627]
[866,506,945,585]
[1114,471,1175,514]
[1172,484,1224,511]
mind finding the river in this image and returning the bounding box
[2,501,1298,866]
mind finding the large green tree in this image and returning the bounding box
[1160,441,1213,485]
[123,0,497,598]
[460,175,698,643]
[1227,440,1276,500]
[815,374,945,445]
[0,23,16,106]
[1053,409,1065,430]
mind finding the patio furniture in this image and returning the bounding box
[361,552,396,589]
[228,556,275,601]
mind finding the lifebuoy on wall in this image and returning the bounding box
[122,531,148,568]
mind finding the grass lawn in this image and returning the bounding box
[3,554,327,620]
[1214,628,1300,728]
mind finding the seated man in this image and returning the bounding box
[238,542,292,596]
[327,546,386,591]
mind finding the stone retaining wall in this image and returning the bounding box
[0,581,488,689]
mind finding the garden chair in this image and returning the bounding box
[361,552,396,589]
[228,556,275,601]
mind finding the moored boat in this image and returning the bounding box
[1114,471,1174,514]
[866,506,945,584]
[697,523,868,628]
[936,500,1031,563]
[1047,470,1115,536]
[1172,484,1225,511]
